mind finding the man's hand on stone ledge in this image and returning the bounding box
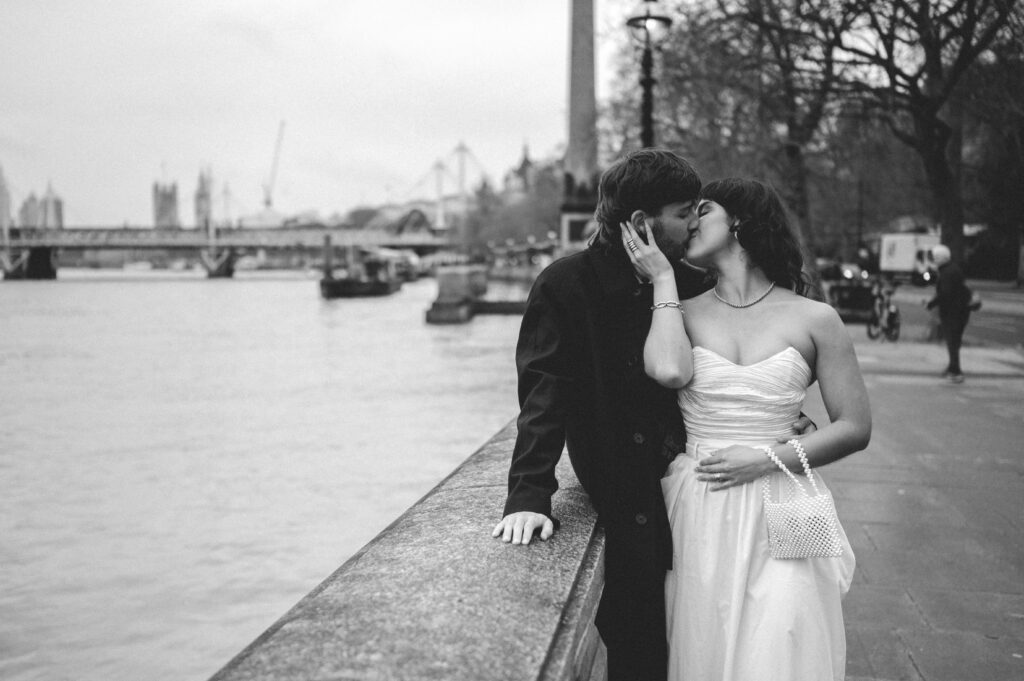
[492,512,554,545]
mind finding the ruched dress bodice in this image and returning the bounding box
[678,345,811,448]
[662,345,854,681]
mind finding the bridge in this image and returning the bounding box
[1,225,453,279]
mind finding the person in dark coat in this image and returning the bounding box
[491,149,812,681]
[926,244,972,383]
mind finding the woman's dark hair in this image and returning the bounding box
[592,149,701,248]
[700,178,810,296]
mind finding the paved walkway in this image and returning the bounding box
[808,333,1024,680]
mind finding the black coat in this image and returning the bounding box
[503,242,708,651]
[927,261,971,322]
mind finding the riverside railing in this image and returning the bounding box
[208,420,607,681]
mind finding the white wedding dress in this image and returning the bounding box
[662,346,855,681]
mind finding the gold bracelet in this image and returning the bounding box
[651,301,684,312]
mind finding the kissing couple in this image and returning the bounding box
[493,149,871,681]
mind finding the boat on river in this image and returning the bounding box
[319,244,403,299]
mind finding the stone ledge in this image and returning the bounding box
[209,420,605,681]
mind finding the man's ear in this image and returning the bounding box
[629,210,648,241]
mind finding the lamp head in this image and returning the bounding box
[626,0,672,47]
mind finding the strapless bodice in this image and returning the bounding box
[678,346,812,446]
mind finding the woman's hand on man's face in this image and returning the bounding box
[620,221,674,283]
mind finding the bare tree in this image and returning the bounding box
[655,4,772,179]
[715,0,859,250]
[837,0,1019,264]
[815,102,933,256]
[617,0,858,249]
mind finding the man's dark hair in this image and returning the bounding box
[592,148,701,248]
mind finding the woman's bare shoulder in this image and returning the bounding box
[776,292,845,336]
[778,290,837,316]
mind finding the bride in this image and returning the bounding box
[620,178,871,680]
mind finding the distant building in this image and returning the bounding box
[16,183,63,228]
[0,164,11,235]
[363,207,435,235]
[40,183,63,228]
[502,144,536,203]
[369,197,469,236]
[18,193,40,227]
[153,182,180,228]
[194,169,213,229]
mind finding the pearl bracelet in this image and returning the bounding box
[787,438,808,463]
[651,300,684,312]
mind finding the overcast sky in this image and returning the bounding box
[1,1,632,226]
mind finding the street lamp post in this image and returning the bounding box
[627,1,672,148]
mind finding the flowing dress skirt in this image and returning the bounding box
[662,440,856,681]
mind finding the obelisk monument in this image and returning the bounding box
[561,0,600,250]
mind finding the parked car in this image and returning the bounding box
[817,259,875,322]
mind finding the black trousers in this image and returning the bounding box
[942,313,969,374]
[600,576,668,681]
[597,522,671,681]
[606,635,667,681]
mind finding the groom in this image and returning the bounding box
[492,148,703,681]
[492,149,811,680]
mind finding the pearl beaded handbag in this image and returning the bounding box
[760,440,844,559]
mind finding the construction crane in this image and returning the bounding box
[262,120,285,209]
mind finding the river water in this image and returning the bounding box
[0,271,524,681]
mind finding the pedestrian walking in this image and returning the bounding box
[926,244,972,383]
